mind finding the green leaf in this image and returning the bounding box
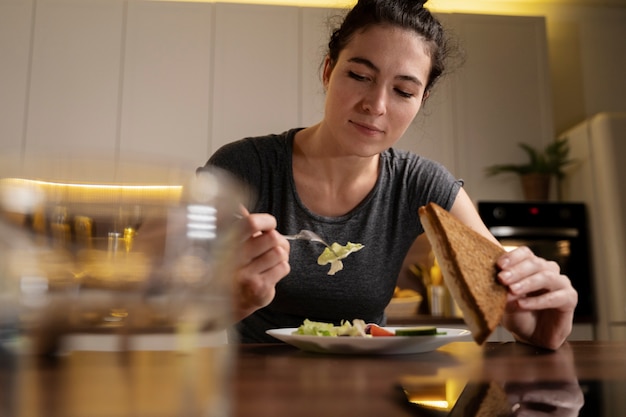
[484,138,576,179]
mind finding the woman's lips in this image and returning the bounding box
[350,120,384,134]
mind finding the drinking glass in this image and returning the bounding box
[0,155,245,417]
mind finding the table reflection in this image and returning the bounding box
[402,378,626,417]
[398,343,626,416]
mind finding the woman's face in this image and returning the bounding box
[322,25,432,157]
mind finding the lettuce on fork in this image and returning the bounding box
[317,242,364,275]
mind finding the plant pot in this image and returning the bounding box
[520,173,551,201]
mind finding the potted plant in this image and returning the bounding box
[484,138,576,201]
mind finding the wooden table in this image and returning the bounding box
[2,339,625,416]
[233,341,626,417]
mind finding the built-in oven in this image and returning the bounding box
[478,202,595,324]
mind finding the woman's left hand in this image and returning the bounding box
[496,246,578,350]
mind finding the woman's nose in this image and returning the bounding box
[361,87,387,115]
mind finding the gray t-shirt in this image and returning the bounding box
[203,128,462,343]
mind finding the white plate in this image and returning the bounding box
[265,327,472,355]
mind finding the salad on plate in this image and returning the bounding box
[293,319,443,338]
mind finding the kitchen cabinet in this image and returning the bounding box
[453,14,554,201]
[24,0,124,161]
[491,324,594,342]
[1,3,554,193]
[395,63,458,174]
[0,0,33,157]
[611,326,626,341]
[299,7,333,128]
[119,1,214,165]
[211,3,300,154]
[397,13,554,202]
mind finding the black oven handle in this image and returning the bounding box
[488,226,579,238]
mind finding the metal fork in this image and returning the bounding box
[233,214,338,256]
[283,230,338,255]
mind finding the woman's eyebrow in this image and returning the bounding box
[348,56,379,72]
[347,56,423,87]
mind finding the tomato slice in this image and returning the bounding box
[368,324,395,337]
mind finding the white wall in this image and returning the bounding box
[430,1,626,134]
[532,3,626,133]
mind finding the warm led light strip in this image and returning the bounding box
[1,178,184,206]
[24,179,181,191]
[152,0,544,14]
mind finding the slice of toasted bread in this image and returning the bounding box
[418,202,507,344]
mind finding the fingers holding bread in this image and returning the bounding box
[418,202,577,348]
[496,246,578,313]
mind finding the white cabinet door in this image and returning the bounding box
[211,4,300,154]
[300,7,334,128]
[25,0,124,160]
[1,3,554,191]
[450,14,554,202]
[395,14,458,174]
[396,75,458,173]
[120,1,214,166]
[382,14,554,198]
[609,325,626,342]
[0,0,33,157]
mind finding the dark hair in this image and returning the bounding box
[327,0,450,94]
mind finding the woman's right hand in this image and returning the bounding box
[234,210,291,320]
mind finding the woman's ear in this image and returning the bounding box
[422,90,430,103]
[322,56,333,90]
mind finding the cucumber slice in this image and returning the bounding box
[395,326,438,336]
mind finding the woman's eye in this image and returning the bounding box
[348,71,368,81]
[395,88,414,99]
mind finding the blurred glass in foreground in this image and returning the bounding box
[0,156,246,417]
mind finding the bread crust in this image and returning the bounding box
[418,203,507,344]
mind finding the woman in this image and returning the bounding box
[201,0,577,349]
